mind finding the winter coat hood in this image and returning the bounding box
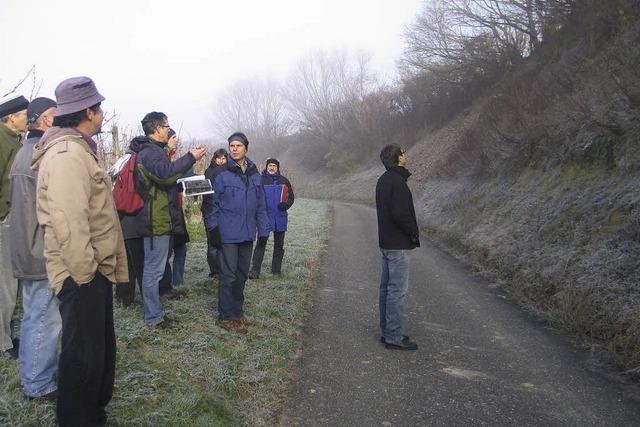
[129,135,153,153]
[31,127,85,171]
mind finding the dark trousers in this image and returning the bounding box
[115,238,144,305]
[250,231,286,275]
[158,261,173,296]
[218,242,253,320]
[57,273,115,427]
[158,236,176,296]
[116,237,175,302]
[206,230,220,275]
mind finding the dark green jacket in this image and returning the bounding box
[0,123,22,220]
[126,136,195,236]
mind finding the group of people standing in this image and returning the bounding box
[0,75,294,426]
[0,73,420,427]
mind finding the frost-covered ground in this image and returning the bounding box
[0,198,331,426]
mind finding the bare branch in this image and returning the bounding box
[1,65,36,98]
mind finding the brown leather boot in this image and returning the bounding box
[218,319,247,334]
[236,315,254,327]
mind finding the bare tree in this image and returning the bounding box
[285,49,378,143]
[210,78,292,146]
[403,0,574,73]
[1,65,42,99]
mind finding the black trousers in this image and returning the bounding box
[115,237,174,303]
[250,231,286,275]
[218,242,253,319]
[57,273,115,427]
[158,260,173,296]
[206,230,220,275]
[115,238,144,305]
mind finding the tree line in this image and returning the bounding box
[211,0,576,175]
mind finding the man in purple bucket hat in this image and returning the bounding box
[32,77,128,426]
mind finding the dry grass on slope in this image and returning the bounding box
[287,4,640,376]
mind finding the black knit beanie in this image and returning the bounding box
[227,132,249,148]
[265,158,280,170]
[27,97,57,124]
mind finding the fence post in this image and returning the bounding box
[112,125,120,158]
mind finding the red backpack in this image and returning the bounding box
[111,153,144,215]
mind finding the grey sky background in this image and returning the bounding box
[0,0,422,141]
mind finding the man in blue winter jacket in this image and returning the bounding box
[204,132,269,334]
[248,158,294,279]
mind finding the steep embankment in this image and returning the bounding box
[284,4,640,373]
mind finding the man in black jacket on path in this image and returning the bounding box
[375,144,420,350]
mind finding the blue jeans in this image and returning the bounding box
[142,236,170,325]
[19,279,61,397]
[172,243,187,286]
[379,249,410,345]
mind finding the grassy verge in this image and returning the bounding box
[0,198,331,426]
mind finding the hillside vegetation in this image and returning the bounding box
[278,0,640,374]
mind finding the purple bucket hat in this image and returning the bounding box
[54,76,105,116]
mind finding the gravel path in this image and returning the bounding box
[281,201,640,426]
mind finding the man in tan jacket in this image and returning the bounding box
[32,76,127,427]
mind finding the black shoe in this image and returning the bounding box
[27,390,57,402]
[3,347,18,359]
[117,298,134,307]
[380,335,409,344]
[385,336,418,350]
[152,318,176,330]
[96,408,107,425]
[161,290,186,301]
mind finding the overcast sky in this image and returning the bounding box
[0,0,422,140]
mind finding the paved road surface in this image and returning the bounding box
[281,202,640,426]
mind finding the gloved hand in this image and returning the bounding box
[257,236,268,246]
[278,202,288,211]
[209,227,222,249]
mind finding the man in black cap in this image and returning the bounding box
[249,158,295,279]
[204,132,269,334]
[32,77,128,426]
[9,97,61,399]
[0,93,29,359]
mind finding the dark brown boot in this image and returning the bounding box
[218,319,247,334]
[236,315,254,327]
